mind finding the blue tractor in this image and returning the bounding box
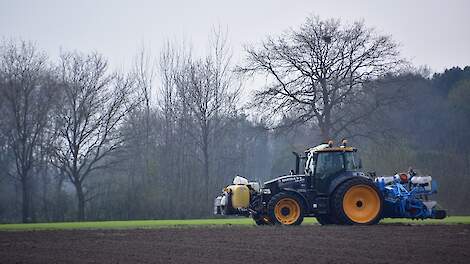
[214,140,446,225]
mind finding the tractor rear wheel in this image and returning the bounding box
[332,177,383,225]
[268,192,304,225]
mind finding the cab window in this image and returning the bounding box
[344,152,359,170]
[315,152,344,179]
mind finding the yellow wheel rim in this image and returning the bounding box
[274,198,300,225]
[343,185,380,224]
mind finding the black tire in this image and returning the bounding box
[434,209,447,219]
[268,192,304,226]
[315,214,336,225]
[253,215,272,225]
[331,177,383,225]
[254,218,266,225]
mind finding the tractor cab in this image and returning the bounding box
[304,140,363,193]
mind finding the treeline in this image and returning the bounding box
[0,33,274,222]
[1,17,469,223]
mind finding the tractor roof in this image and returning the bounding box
[306,145,356,153]
[316,146,356,152]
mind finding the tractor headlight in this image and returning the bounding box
[261,188,271,194]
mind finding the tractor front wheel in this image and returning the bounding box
[332,178,383,225]
[268,192,304,226]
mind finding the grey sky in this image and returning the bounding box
[1,0,469,73]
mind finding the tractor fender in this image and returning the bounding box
[328,172,370,195]
[279,188,310,211]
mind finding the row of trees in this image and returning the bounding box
[1,16,469,222]
[0,29,272,222]
[0,42,140,221]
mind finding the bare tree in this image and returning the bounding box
[134,46,156,180]
[240,16,405,140]
[0,40,57,222]
[175,30,239,204]
[158,41,183,150]
[52,52,138,220]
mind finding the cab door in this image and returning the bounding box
[314,152,345,195]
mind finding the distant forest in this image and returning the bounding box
[1,16,470,223]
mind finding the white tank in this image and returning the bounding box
[411,176,432,185]
[233,175,249,185]
[375,176,397,185]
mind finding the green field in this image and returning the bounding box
[1,216,469,231]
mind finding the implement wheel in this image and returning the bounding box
[268,192,304,226]
[332,177,383,225]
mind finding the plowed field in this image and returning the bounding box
[1,224,469,264]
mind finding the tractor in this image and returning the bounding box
[214,140,446,225]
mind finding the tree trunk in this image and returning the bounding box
[319,117,332,142]
[21,175,30,223]
[319,79,332,141]
[75,183,86,221]
[53,176,65,221]
[202,128,210,210]
[320,126,330,142]
[203,141,210,206]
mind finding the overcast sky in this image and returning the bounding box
[1,0,469,74]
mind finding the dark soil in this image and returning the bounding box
[1,224,469,264]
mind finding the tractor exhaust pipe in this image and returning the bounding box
[292,152,300,175]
